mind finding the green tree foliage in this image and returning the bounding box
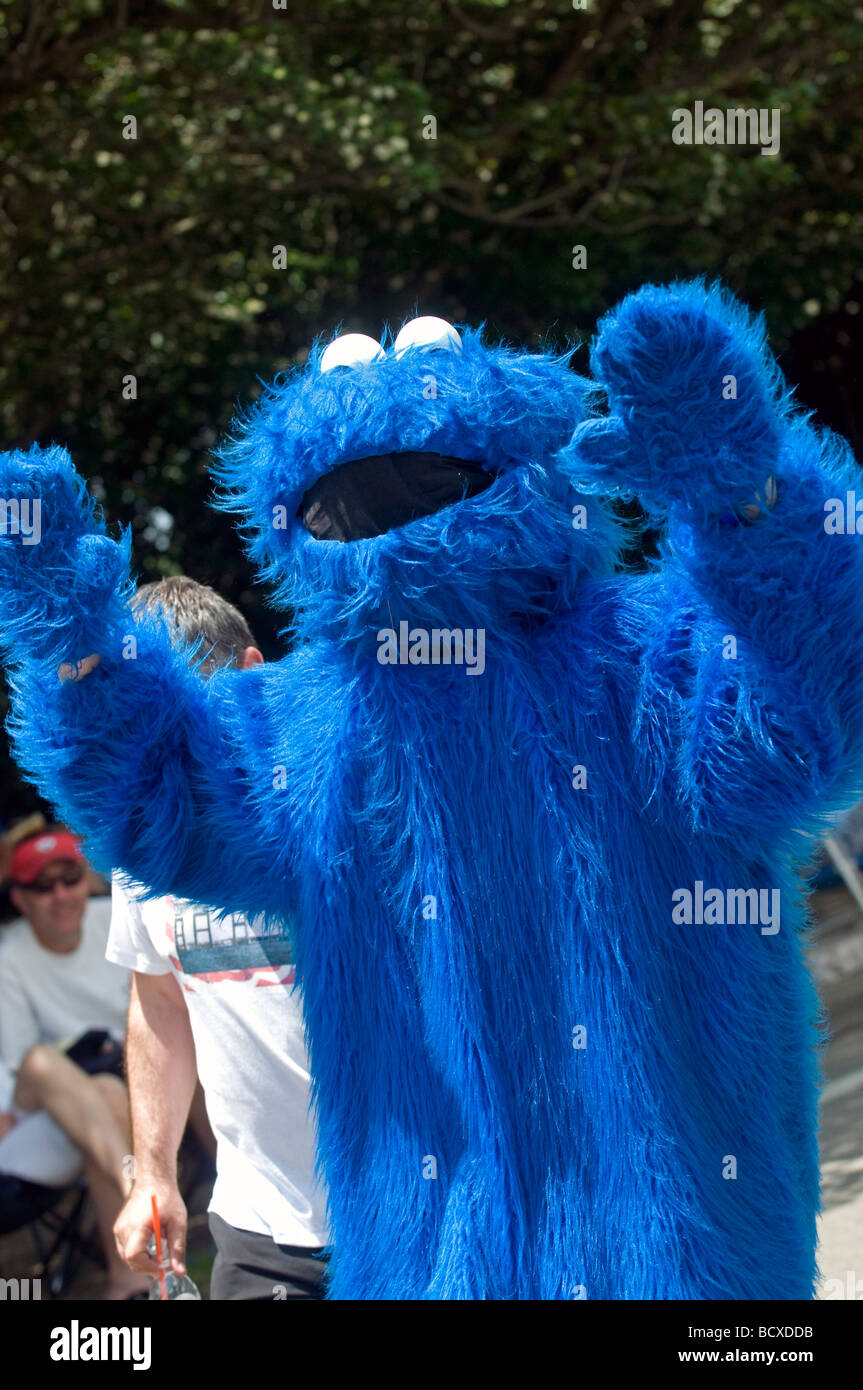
[0,0,860,819]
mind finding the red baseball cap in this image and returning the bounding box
[10,831,85,886]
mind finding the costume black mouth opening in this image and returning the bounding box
[299,451,499,542]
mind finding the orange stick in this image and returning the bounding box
[151,1194,169,1301]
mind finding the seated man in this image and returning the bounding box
[0,824,149,1298]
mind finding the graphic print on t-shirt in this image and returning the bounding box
[166,897,296,988]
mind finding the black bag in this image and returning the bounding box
[64,1029,125,1080]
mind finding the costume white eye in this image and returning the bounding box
[320,333,384,373]
[393,316,462,359]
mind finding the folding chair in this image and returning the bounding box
[0,1173,103,1297]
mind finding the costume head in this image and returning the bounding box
[211,316,625,642]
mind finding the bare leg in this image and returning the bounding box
[14,1045,128,1189]
[14,1049,148,1298]
[84,1157,149,1298]
[86,1075,148,1299]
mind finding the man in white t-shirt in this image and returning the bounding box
[0,827,148,1298]
[0,843,129,1063]
[109,577,329,1299]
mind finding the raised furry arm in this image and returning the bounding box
[0,444,297,915]
[565,280,863,846]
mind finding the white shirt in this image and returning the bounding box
[107,878,328,1249]
[0,895,130,1072]
[0,1060,14,1112]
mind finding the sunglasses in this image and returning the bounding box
[13,863,86,894]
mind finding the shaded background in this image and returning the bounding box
[0,0,861,821]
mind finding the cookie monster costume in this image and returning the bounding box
[1,281,862,1299]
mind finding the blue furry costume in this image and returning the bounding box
[1,281,862,1299]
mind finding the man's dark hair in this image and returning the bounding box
[132,576,258,675]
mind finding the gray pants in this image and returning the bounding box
[208,1211,329,1300]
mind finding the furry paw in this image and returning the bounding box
[0,444,131,662]
[0,442,98,550]
[565,280,789,514]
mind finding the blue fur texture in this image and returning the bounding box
[2,280,863,1298]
